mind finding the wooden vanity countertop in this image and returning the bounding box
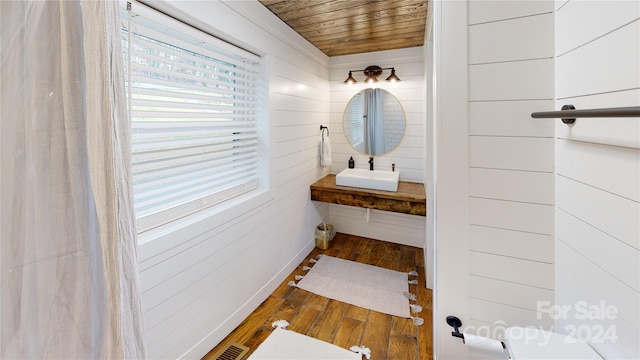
[310,174,426,216]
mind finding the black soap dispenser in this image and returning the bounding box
[348,156,355,169]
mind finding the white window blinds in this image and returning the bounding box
[121,2,261,232]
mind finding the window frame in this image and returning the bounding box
[121,1,266,234]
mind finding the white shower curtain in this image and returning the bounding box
[1,1,146,358]
[364,88,387,155]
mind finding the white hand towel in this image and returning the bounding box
[321,135,332,167]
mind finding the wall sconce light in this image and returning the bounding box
[343,65,401,85]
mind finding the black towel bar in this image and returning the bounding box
[531,105,640,124]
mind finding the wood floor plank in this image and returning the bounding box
[325,232,347,256]
[385,243,403,270]
[323,247,340,257]
[264,298,303,329]
[332,317,365,349]
[307,299,348,342]
[415,247,425,268]
[416,266,432,310]
[388,333,418,360]
[351,251,371,263]
[286,287,311,305]
[351,237,374,262]
[304,292,330,311]
[341,235,366,260]
[368,239,387,266]
[288,306,321,335]
[360,311,392,360]
[270,271,297,299]
[353,235,374,255]
[418,297,434,360]
[243,328,271,358]
[392,315,418,337]
[400,246,417,272]
[344,304,369,322]
[336,234,359,259]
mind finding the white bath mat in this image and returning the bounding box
[291,255,421,320]
[248,321,363,360]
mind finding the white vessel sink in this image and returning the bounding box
[335,168,399,192]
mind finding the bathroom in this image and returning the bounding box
[1,0,638,359]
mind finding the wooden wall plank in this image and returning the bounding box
[468,0,553,25]
[470,252,554,289]
[469,100,555,137]
[556,175,640,249]
[470,225,554,263]
[555,271,640,359]
[556,242,640,330]
[556,20,640,99]
[470,276,554,312]
[557,139,640,201]
[469,298,554,329]
[470,197,554,235]
[469,13,554,64]
[555,1,640,55]
[469,137,554,172]
[557,210,639,291]
[470,59,554,101]
[470,168,554,204]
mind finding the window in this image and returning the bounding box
[121,2,262,232]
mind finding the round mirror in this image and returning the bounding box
[343,88,405,156]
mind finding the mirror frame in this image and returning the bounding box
[342,88,406,156]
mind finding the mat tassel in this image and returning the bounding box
[295,275,305,280]
[411,317,424,326]
[302,265,312,271]
[271,319,289,329]
[309,258,318,264]
[287,281,297,287]
[408,270,418,276]
[408,279,419,285]
[350,345,371,359]
[404,292,417,301]
[410,304,423,314]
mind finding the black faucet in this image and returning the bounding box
[368,157,374,171]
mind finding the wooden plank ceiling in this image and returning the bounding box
[258,0,429,57]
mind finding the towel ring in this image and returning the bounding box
[320,125,329,140]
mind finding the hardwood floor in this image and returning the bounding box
[202,233,433,360]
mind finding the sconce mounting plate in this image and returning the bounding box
[363,65,383,78]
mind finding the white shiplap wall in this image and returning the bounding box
[326,48,426,248]
[554,1,640,358]
[466,1,556,344]
[436,1,639,359]
[132,1,331,358]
